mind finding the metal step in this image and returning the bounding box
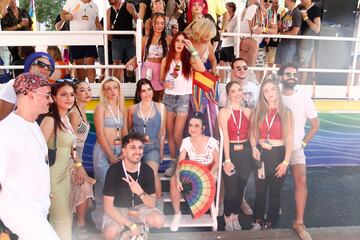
[163,214,215,228]
[159,173,171,181]
[162,192,184,203]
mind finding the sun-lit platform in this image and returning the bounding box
[147,226,360,240]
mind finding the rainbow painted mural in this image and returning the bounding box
[82,100,360,173]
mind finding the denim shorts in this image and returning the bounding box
[111,38,135,62]
[142,143,161,164]
[163,94,190,113]
[275,43,297,65]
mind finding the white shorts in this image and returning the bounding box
[289,148,306,166]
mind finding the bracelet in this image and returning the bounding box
[128,222,137,231]
[224,159,231,163]
[74,162,82,168]
[17,24,21,29]
[282,160,289,166]
[302,141,307,148]
[191,50,199,57]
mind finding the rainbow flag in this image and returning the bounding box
[29,0,37,31]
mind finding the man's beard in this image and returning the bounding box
[282,78,297,89]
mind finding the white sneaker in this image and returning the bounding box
[170,213,182,232]
[224,216,234,231]
[164,162,177,177]
[240,199,253,216]
[251,223,262,231]
[232,219,242,231]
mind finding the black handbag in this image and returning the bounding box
[48,124,57,167]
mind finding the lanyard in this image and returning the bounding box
[122,160,141,207]
[111,4,122,29]
[265,111,278,140]
[139,101,153,134]
[230,105,242,142]
[108,104,121,138]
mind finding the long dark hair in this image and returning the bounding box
[144,13,168,61]
[134,78,155,104]
[49,82,75,131]
[164,31,192,79]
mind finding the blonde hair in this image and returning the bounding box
[47,46,63,61]
[251,78,290,141]
[100,77,125,114]
[185,18,216,43]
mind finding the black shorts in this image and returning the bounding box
[220,46,235,62]
[70,45,98,60]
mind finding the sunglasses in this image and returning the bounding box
[284,72,298,78]
[34,91,52,100]
[32,60,54,73]
[56,78,74,83]
[235,66,248,71]
[264,0,272,3]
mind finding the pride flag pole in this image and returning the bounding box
[29,0,37,31]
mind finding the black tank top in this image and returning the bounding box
[110,4,134,39]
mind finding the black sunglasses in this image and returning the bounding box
[264,0,273,3]
[32,60,54,73]
[235,66,248,71]
[56,78,74,83]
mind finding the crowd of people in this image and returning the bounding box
[0,0,323,240]
[0,0,322,84]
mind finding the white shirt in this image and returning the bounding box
[180,136,219,167]
[63,0,99,31]
[239,4,263,44]
[218,80,259,109]
[0,79,16,104]
[222,14,239,48]
[0,113,51,215]
[282,90,318,150]
[164,61,193,95]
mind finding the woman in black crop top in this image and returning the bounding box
[250,78,293,230]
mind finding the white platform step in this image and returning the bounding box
[163,214,215,228]
[162,192,184,202]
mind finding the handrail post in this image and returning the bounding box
[103,1,109,78]
[136,19,143,81]
[347,14,360,100]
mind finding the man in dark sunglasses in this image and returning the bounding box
[0,52,55,121]
[280,62,319,240]
[218,58,259,110]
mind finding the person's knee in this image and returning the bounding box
[294,174,307,190]
[146,212,165,228]
[102,225,120,240]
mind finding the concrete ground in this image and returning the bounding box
[80,166,360,239]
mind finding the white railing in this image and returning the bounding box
[1,11,360,99]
